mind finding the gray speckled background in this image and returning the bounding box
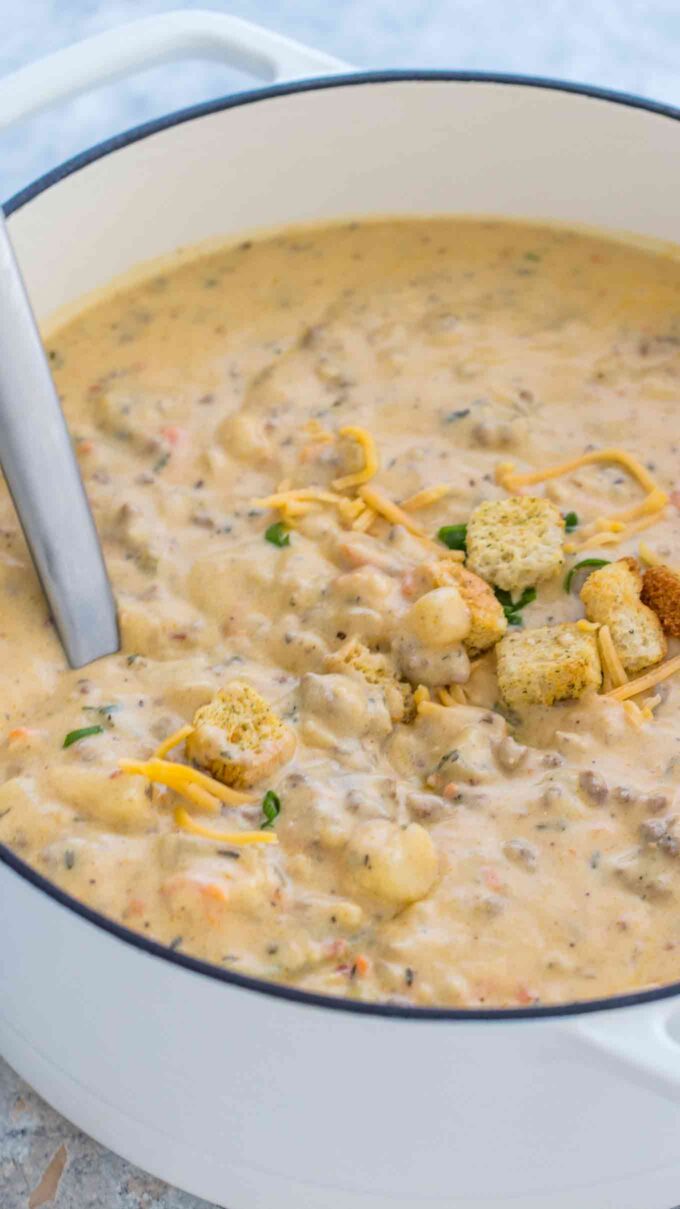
[1,1,680,1205]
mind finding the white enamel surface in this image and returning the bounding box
[2,72,680,1209]
[0,10,347,131]
[6,79,680,323]
[4,860,680,1209]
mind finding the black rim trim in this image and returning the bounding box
[2,67,679,1021]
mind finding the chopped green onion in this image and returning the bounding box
[153,451,171,474]
[63,725,104,749]
[494,585,536,626]
[261,789,281,830]
[265,522,291,548]
[438,523,467,552]
[564,558,610,594]
[563,511,579,532]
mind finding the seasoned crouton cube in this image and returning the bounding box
[641,565,680,638]
[186,681,295,788]
[496,623,601,708]
[580,557,667,674]
[326,639,413,722]
[466,496,565,591]
[429,560,507,654]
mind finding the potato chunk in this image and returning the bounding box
[47,766,156,832]
[186,681,295,788]
[406,586,471,646]
[429,560,507,654]
[581,557,667,674]
[466,496,565,591]
[345,820,438,906]
[496,623,601,708]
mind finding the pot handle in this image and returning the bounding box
[0,9,350,131]
[576,1004,680,1102]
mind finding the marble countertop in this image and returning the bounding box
[1,1,680,1206]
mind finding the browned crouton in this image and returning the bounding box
[326,638,414,722]
[496,623,602,708]
[186,681,295,788]
[466,496,565,591]
[641,566,680,638]
[580,557,667,674]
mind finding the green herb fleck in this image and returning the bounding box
[525,251,541,262]
[444,408,471,423]
[564,558,610,594]
[63,725,104,749]
[563,510,579,532]
[126,653,139,666]
[438,523,467,552]
[261,789,281,830]
[64,849,76,870]
[153,451,171,474]
[265,522,291,548]
[494,585,536,626]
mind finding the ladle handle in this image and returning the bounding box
[0,215,119,667]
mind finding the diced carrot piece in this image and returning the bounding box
[161,425,187,447]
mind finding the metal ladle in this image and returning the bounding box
[0,214,119,667]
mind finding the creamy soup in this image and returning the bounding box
[1,218,680,1008]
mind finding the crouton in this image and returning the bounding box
[466,496,565,591]
[186,681,295,788]
[326,639,414,722]
[496,623,602,708]
[641,565,680,638]
[429,560,507,654]
[580,557,667,674]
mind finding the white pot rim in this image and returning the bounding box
[5,68,680,217]
[4,67,679,1026]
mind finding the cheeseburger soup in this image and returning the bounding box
[2,218,680,1007]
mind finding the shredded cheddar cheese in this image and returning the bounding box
[254,488,345,509]
[358,486,428,537]
[438,685,466,706]
[496,448,661,496]
[567,509,668,553]
[352,505,378,532]
[639,542,662,567]
[154,724,194,760]
[414,685,431,707]
[597,625,628,690]
[497,448,668,552]
[332,426,379,490]
[337,496,366,522]
[622,700,645,727]
[303,420,334,444]
[416,700,448,717]
[401,484,453,511]
[119,757,253,810]
[174,806,277,846]
[606,653,680,701]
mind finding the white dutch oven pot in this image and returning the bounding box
[1,12,680,1209]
